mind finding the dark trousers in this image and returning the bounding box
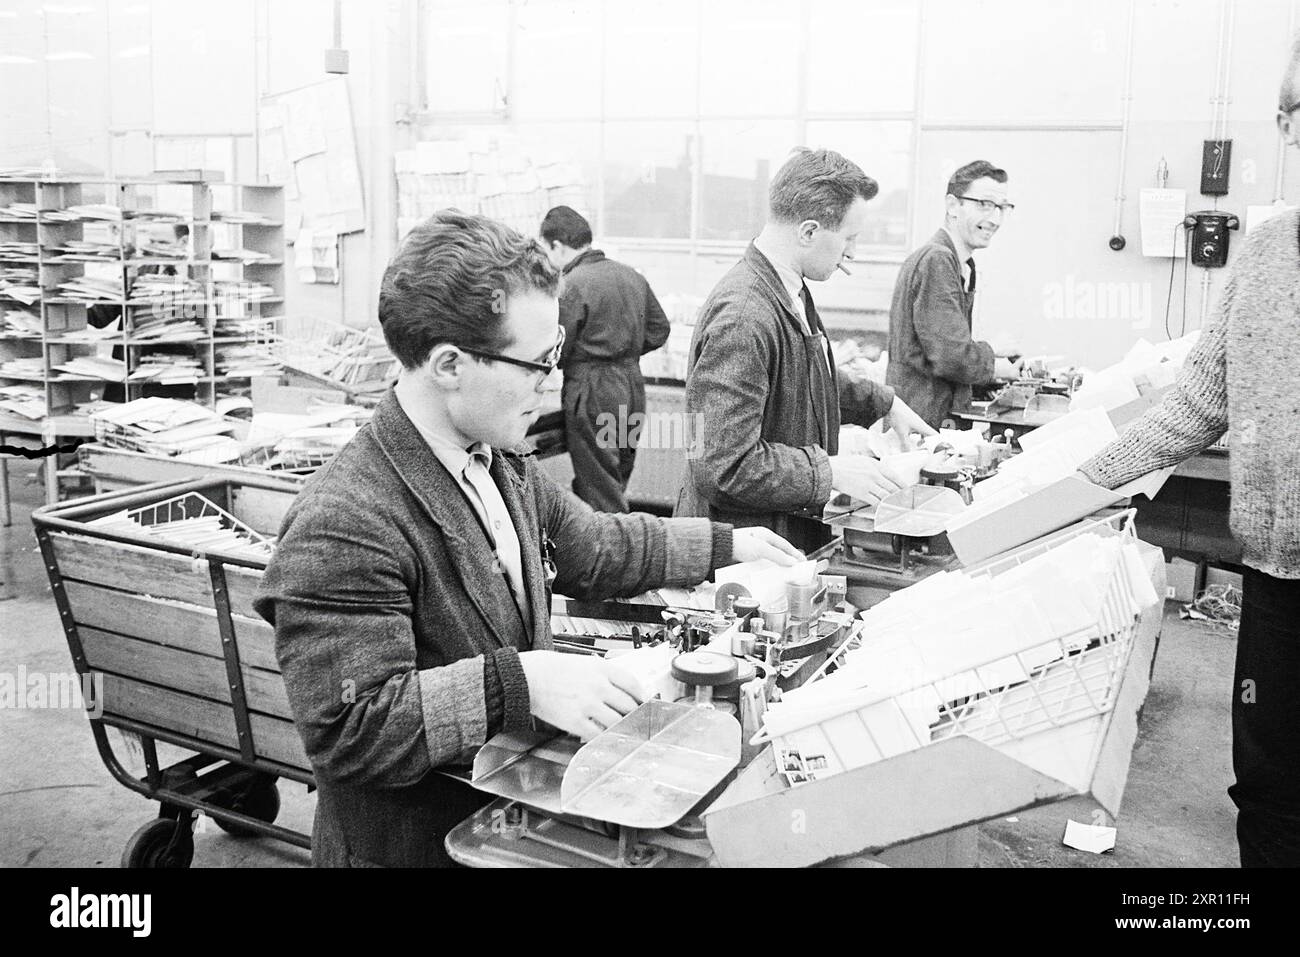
[1228,567,1300,867]
[562,363,644,513]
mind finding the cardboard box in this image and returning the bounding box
[945,476,1125,566]
[1166,556,1204,602]
[1204,565,1244,593]
[702,532,1165,868]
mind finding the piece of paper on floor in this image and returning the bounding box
[1062,818,1117,854]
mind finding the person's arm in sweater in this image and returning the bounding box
[1079,274,1231,489]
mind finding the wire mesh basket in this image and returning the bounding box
[87,491,275,560]
[755,511,1146,778]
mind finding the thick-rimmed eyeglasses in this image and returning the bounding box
[956,196,1016,215]
[461,326,565,391]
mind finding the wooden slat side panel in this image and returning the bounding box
[63,581,223,658]
[243,668,293,721]
[225,566,265,620]
[50,533,214,607]
[233,615,279,672]
[229,486,297,537]
[80,628,232,704]
[100,674,239,750]
[249,713,311,773]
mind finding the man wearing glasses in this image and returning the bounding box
[255,210,802,867]
[886,160,1023,430]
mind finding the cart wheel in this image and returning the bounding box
[214,778,281,837]
[121,818,194,868]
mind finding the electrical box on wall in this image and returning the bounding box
[325,48,349,74]
[1185,211,1240,268]
[1201,140,1232,196]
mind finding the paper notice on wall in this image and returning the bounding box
[294,228,339,285]
[1139,188,1187,257]
[1245,202,1297,233]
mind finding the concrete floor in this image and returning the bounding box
[0,458,1241,867]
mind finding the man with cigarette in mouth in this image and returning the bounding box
[676,147,934,554]
[887,160,1023,431]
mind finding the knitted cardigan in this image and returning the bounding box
[1080,208,1300,579]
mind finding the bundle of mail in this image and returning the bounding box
[90,398,242,463]
[0,265,41,304]
[3,308,41,337]
[43,239,121,261]
[0,384,46,419]
[56,276,121,303]
[757,528,1158,785]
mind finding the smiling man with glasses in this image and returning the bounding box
[254,209,803,867]
[887,160,1024,430]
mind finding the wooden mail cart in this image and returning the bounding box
[31,476,309,867]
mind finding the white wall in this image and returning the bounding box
[909,0,1300,368]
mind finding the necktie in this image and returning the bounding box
[462,450,529,631]
[966,258,977,294]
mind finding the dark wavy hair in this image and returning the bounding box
[946,160,1008,199]
[768,147,879,229]
[378,209,561,370]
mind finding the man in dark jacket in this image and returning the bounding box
[886,160,1022,430]
[540,206,670,512]
[676,148,935,554]
[254,211,800,867]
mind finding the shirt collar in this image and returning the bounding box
[394,382,493,477]
[751,234,807,313]
[942,224,973,266]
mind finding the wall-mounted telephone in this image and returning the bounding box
[1184,211,1240,268]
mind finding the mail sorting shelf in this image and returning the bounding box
[31,474,309,867]
[755,509,1145,772]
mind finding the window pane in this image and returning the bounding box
[602,122,695,239]
[805,120,912,248]
[508,122,601,231]
[806,0,918,113]
[699,120,799,241]
[513,0,602,120]
[699,0,799,116]
[425,0,510,114]
[604,0,697,118]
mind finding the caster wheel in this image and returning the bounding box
[121,818,194,868]
[215,778,281,837]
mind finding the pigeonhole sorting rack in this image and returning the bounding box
[31,475,309,867]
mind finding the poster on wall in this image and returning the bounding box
[258,76,365,235]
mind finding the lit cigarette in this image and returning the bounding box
[836,261,853,276]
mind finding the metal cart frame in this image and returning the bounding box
[31,475,313,867]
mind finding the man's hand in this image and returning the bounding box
[732,526,804,566]
[986,334,1021,358]
[519,651,645,741]
[883,396,938,441]
[828,454,903,506]
[993,356,1023,380]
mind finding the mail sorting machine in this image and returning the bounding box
[31,474,854,867]
[448,580,860,868]
[815,437,1016,604]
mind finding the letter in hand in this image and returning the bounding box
[518,651,646,741]
[732,526,804,566]
[828,454,903,506]
[883,396,938,441]
[993,356,1023,381]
